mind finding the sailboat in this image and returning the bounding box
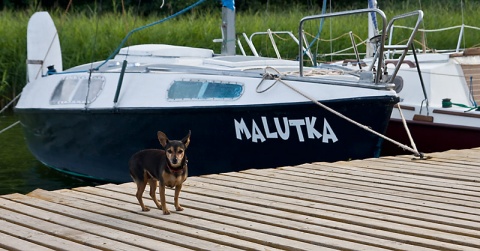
[15,1,416,182]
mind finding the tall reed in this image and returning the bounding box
[1,1,480,110]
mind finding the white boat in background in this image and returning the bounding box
[356,1,480,155]
[240,1,480,156]
[15,2,424,182]
[381,47,480,155]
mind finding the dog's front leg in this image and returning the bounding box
[159,185,170,215]
[174,184,184,211]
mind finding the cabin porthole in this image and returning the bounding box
[167,79,244,101]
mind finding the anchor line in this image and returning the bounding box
[0,93,22,135]
[257,66,425,158]
[0,121,20,135]
[0,93,21,115]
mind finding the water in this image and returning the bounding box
[0,114,104,195]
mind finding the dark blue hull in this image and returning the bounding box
[16,96,397,182]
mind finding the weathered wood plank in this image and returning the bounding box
[284,166,480,210]
[97,183,437,251]
[421,148,480,161]
[52,187,283,251]
[220,171,480,228]
[392,154,480,173]
[350,158,480,183]
[346,157,480,181]
[302,162,480,194]
[104,182,450,251]
[368,157,480,178]
[295,161,480,194]
[331,160,480,189]
[21,190,238,251]
[239,166,480,210]
[191,175,480,234]
[0,195,189,251]
[0,205,101,251]
[65,186,364,251]
[182,178,480,250]
[237,166,480,209]
[0,229,55,251]
[1,147,480,250]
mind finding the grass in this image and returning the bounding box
[1,1,480,108]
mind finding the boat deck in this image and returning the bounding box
[1,148,480,250]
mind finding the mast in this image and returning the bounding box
[221,0,236,55]
[367,0,378,58]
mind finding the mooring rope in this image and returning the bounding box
[0,93,22,135]
[0,93,21,115]
[257,66,425,158]
[0,121,20,135]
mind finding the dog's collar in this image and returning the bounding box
[167,159,188,175]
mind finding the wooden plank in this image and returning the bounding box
[97,183,437,251]
[0,147,479,250]
[303,162,480,194]
[105,182,452,251]
[271,163,480,204]
[351,158,480,184]
[240,166,480,210]
[396,150,480,165]
[182,177,480,250]
[423,155,480,167]
[342,158,480,185]
[404,152,480,169]
[63,186,374,251]
[31,188,314,251]
[222,170,480,227]
[49,188,283,251]
[386,155,480,175]
[192,174,480,233]
[397,150,480,162]
[16,190,236,251]
[0,229,55,251]
[371,157,480,179]
[109,183,464,250]
[427,148,480,160]
[0,195,187,251]
[0,207,100,251]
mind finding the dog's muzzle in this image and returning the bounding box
[171,158,178,165]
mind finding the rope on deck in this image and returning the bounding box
[258,66,426,159]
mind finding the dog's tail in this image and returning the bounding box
[128,154,145,183]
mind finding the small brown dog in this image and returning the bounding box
[129,130,191,215]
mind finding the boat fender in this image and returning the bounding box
[392,76,403,93]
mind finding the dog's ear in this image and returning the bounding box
[182,130,191,148]
[157,131,169,148]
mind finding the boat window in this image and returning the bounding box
[50,76,105,104]
[168,80,243,100]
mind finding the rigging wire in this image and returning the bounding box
[258,66,425,158]
[85,0,104,108]
[304,0,327,66]
[93,0,206,71]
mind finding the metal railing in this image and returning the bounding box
[298,8,387,83]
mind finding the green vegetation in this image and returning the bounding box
[1,1,480,109]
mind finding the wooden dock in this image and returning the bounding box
[1,148,480,250]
